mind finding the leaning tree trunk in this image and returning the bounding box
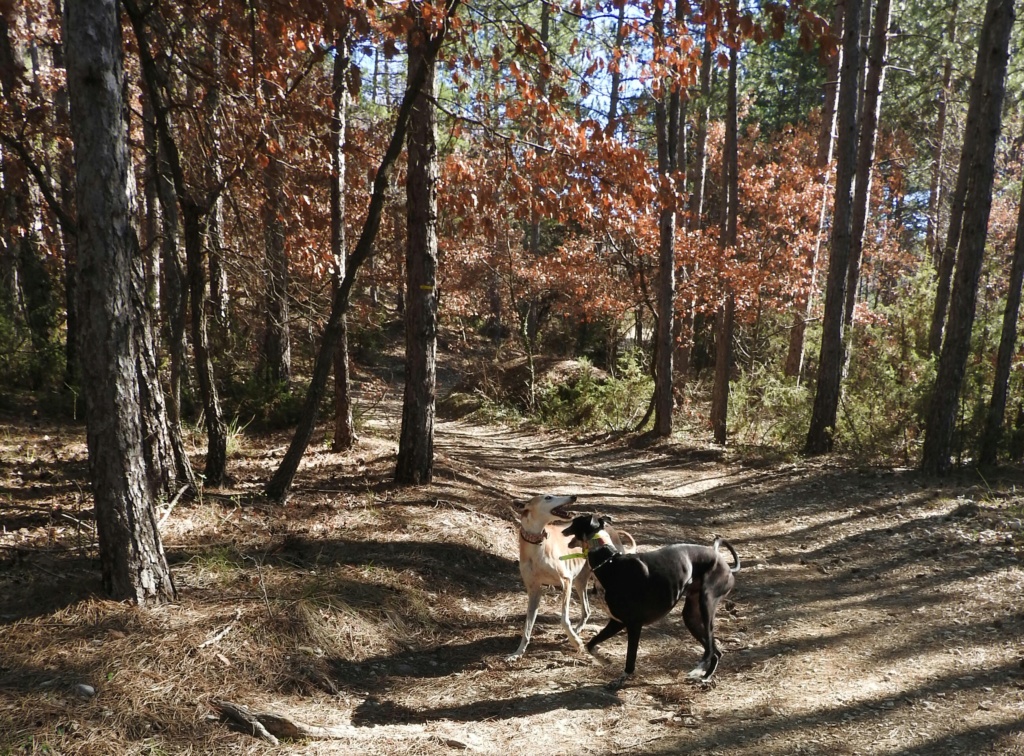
[978,163,1024,468]
[265,0,460,502]
[921,0,1014,475]
[331,34,357,451]
[395,9,440,485]
[805,0,863,455]
[710,37,738,445]
[652,1,676,438]
[65,0,175,603]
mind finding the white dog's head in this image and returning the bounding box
[518,494,578,523]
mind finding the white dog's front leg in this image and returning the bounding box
[560,578,585,651]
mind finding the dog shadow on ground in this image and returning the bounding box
[350,682,621,726]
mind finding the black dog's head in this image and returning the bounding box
[561,514,613,549]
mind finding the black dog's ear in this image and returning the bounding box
[599,515,614,527]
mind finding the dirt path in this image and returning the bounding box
[324,414,1024,755]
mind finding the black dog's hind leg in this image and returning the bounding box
[682,591,725,679]
[605,624,643,690]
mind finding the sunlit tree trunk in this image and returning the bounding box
[785,0,843,380]
[396,6,439,485]
[922,0,1014,474]
[652,0,675,438]
[805,0,863,455]
[710,37,738,445]
[331,35,357,451]
[65,0,174,603]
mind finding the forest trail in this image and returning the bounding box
[2,408,1023,755]
[330,408,1024,755]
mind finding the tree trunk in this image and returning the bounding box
[652,1,675,438]
[265,0,460,502]
[126,0,228,486]
[331,35,357,452]
[710,39,738,445]
[395,9,439,485]
[925,1,958,268]
[65,0,175,603]
[842,0,891,338]
[978,162,1024,468]
[805,0,863,455]
[928,2,986,358]
[260,94,292,387]
[785,0,843,380]
[604,1,627,137]
[920,0,1014,475]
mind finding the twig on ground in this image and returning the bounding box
[158,485,191,529]
[199,608,242,649]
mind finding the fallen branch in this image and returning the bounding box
[158,485,190,529]
[211,699,355,742]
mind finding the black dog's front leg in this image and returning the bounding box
[624,624,642,674]
[587,618,625,652]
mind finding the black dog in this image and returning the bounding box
[562,514,739,687]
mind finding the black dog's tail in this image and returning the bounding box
[713,537,741,573]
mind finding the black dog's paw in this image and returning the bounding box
[605,673,629,691]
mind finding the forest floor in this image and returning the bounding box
[2,367,1024,754]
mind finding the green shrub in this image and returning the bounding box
[535,353,652,432]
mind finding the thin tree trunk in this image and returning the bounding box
[265,0,460,502]
[710,38,738,445]
[65,0,174,603]
[785,0,843,380]
[926,1,958,268]
[805,0,863,454]
[395,7,439,485]
[260,91,291,386]
[331,34,357,452]
[979,161,1024,468]
[604,1,627,137]
[652,0,676,437]
[921,0,1014,475]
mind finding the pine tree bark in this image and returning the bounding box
[331,34,357,452]
[65,0,174,603]
[979,161,1024,468]
[805,0,863,454]
[921,0,1014,475]
[395,7,439,485]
